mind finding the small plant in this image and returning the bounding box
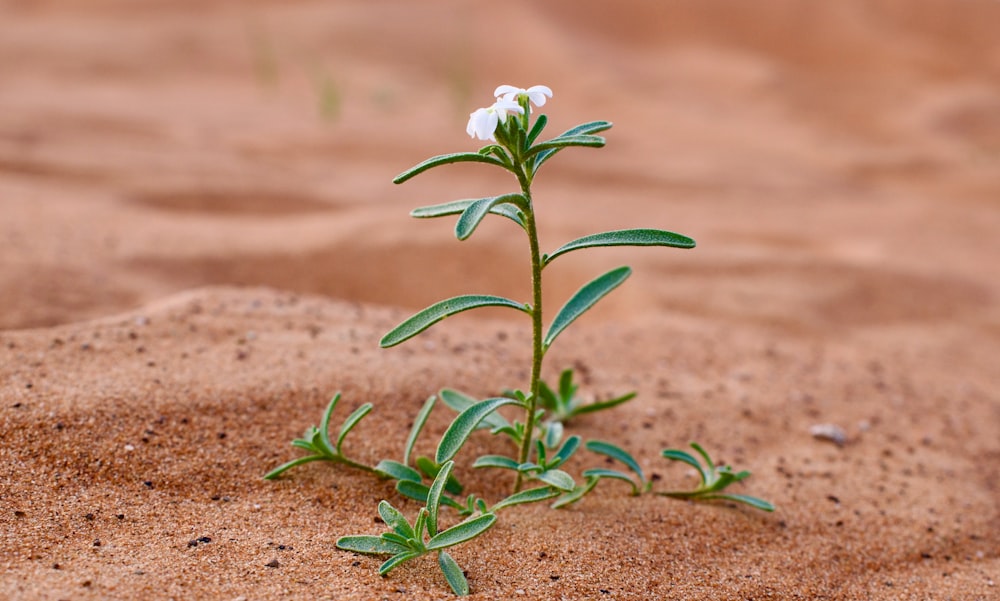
[267,84,773,595]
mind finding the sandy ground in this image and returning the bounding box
[1,1,999,599]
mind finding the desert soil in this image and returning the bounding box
[1,1,998,599]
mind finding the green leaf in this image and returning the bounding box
[571,392,637,416]
[415,456,464,495]
[587,440,646,484]
[661,448,709,485]
[426,513,497,550]
[336,403,373,454]
[336,535,409,556]
[262,455,326,480]
[550,435,581,468]
[544,228,695,266]
[525,134,605,157]
[582,468,641,495]
[439,389,513,432]
[378,500,415,539]
[436,397,523,464]
[380,295,529,348]
[318,393,341,452]
[551,477,600,509]
[532,469,576,491]
[393,152,506,184]
[526,113,548,147]
[374,460,422,483]
[543,421,563,449]
[455,193,527,241]
[438,551,469,596]
[379,550,424,575]
[702,493,775,512]
[472,455,521,470]
[405,395,437,467]
[426,461,454,537]
[532,120,613,171]
[544,267,631,349]
[410,198,524,228]
[395,481,466,511]
[491,487,560,512]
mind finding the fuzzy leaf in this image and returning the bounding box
[394,152,505,184]
[550,435,581,469]
[374,460,422,483]
[415,456,464,495]
[661,448,709,485]
[439,389,513,432]
[571,392,637,416]
[551,477,600,509]
[582,468,641,495]
[379,551,423,575]
[410,198,524,228]
[525,134,605,157]
[318,394,341,451]
[491,487,561,512]
[545,229,695,266]
[702,493,775,512]
[426,513,497,550]
[395,480,466,511]
[426,461,454,537]
[532,120,613,171]
[587,440,646,484]
[544,267,631,349]
[378,500,415,540]
[336,535,409,556]
[455,193,527,240]
[438,551,469,596]
[336,403,373,454]
[262,455,325,480]
[472,455,521,470]
[404,395,437,467]
[381,296,528,348]
[436,397,523,464]
[532,469,576,491]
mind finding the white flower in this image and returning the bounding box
[494,84,553,107]
[466,98,524,141]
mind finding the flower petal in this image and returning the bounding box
[525,85,553,106]
[494,84,519,98]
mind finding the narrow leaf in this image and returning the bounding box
[527,113,549,146]
[543,421,563,449]
[438,551,469,596]
[318,394,341,452]
[491,487,560,512]
[380,295,528,348]
[702,493,775,512]
[336,403,373,454]
[455,193,526,241]
[587,440,646,484]
[661,448,709,486]
[582,468,640,495]
[472,455,521,470]
[571,392,637,416]
[378,500,415,539]
[393,152,505,184]
[426,513,497,550]
[551,477,600,509]
[262,455,325,480]
[415,456,464,495]
[410,198,524,228]
[436,397,523,464]
[550,435,581,469]
[439,389,513,432]
[404,395,437,466]
[544,267,631,349]
[532,469,576,491]
[374,460,422,483]
[426,461,455,537]
[525,134,605,157]
[545,229,695,266]
[379,551,423,575]
[336,535,409,556]
[532,120,613,171]
[395,481,465,511]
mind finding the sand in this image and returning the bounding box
[1,1,998,599]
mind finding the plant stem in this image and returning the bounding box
[514,174,543,493]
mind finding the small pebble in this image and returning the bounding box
[265,559,280,568]
[810,423,847,446]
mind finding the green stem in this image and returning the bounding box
[514,171,542,493]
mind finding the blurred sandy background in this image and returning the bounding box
[1,1,998,599]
